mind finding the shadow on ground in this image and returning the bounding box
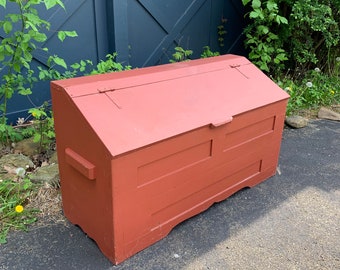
[0,120,339,270]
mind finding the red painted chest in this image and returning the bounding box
[51,55,289,264]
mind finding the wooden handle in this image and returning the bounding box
[65,148,96,180]
[210,116,233,128]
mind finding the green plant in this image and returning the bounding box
[28,102,55,153]
[170,46,193,63]
[242,0,340,77]
[39,53,131,80]
[0,177,38,244]
[0,123,22,143]
[88,53,131,75]
[217,17,227,48]
[70,52,131,76]
[241,0,288,74]
[201,46,220,58]
[278,65,340,115]
[283,0,340,72]
[0,0,76,143]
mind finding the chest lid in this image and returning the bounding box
[52,55,289,156]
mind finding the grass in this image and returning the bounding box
[0,177,39,243]
[0,171,65,244]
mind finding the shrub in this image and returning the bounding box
[242,0,340,76]
[242,0,339,113]
[0,0,76,143]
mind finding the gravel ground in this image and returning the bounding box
[0,119,339,270]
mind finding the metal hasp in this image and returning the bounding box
[51,55,289,264]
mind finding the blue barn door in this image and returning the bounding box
[106,0,245,67]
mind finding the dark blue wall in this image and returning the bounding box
[1,0,245,123]
[107,0,246,67]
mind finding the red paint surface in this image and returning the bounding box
[51,55,289,264]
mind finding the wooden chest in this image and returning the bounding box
[51,55,289,264]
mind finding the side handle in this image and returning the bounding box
[65,148,96,180]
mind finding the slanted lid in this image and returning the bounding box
[55,55,289,157]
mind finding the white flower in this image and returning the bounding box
[16,117,25,125]
[314,67,320,72]
[306,81,313,88]
[336,57,340,62]
[15,167,26,178]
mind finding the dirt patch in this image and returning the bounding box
[28,183,67,226]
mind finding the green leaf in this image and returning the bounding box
[276,16,288,25]
[23,179,32,190]
[21,58,31,69]
[13,62,21,72]
[266,1,277,11]
[44,0,55,9]
[52,56,67,69]
[44,0,65,10]
[28,0,41,5]
[33,133,41,143]
[65,30,78,38]
[0,51,4,61]
[257,25,269,34]
[275,53,288,62]
[261,54,271,62]
[33,32,47,42]
[23,50,33,62]
[39,70,47,80]
[249,52,260,59]
[57,31,66,42]
[22,34,31,43]
[29,108,46,119]
[58,30,77,42]
[5,88,13,99]
[46,130,55,138]
[3,21,12,34]
[0,0,6,8]
[55,0,66,9]
[259,63,269,72]
[268,32,278,40]
[18,87,32,96]
[250,11,260,19]
[252,0,261,9]
[8,14,21,23]
[242,0,251,5]
[71,63,80,69]
[24,13,42,26]
[25,21,38,31]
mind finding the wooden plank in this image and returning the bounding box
[106,0,130,65]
